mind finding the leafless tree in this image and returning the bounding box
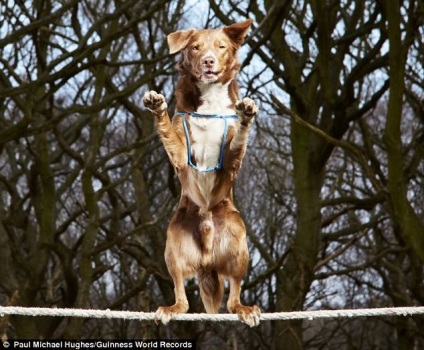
[0,0,423,348]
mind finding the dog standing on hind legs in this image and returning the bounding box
[143,19,260,327]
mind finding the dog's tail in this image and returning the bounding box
[198,269,224,313]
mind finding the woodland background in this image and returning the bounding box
[0,0,423,349]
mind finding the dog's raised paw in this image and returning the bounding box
[143,90,168,114]
[235,97,258,124]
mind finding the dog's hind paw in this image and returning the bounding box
[235,305,261,328]
[235,97,258,125]
[154,303,188,325]
[143,90,168,115]
[155,307,173,325]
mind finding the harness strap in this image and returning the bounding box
[175,111,239,172]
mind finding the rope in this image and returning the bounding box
[1,306,423,322]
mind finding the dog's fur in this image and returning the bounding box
[143,19,260,327]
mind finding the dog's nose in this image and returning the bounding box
[202,56,215,68]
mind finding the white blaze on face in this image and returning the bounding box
[200,49,219,82]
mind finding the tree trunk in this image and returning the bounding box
[384,1,424,347]
[384,0,424,262]
[273,118,324,350]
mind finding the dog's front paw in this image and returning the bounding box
[143,90,168,115]
[235,97,258,125]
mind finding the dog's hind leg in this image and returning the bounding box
[198,269,224,313]
[224,210,261,327]
[155,266,189,325]
[155,219,193,325]
[227,276,261,327]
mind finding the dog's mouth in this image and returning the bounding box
[202,70,219,80]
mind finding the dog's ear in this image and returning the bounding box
[223,19,253,48]
[167,29,195,54]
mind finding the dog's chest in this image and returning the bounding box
[196,82,234,116]
[191,82,235,169]
[187,117,235,208]
[189,119,222,205]
[190,118,225,170]
[184,82,236,207]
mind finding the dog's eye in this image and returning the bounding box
[219,45,226,49]
[192,45,199,51]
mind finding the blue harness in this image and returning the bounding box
[175,112,239,172]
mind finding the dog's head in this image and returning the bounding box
[168,19,252,84]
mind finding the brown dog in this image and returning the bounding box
[143,19,260,327]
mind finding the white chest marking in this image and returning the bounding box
[187,82,236,208]
[190,118,226,170]
[196,82,234,116]
[192,81,236,170]
[189,118,232,208]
